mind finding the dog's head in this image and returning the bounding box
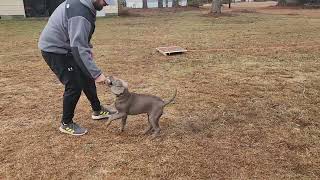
[106,76,128,95]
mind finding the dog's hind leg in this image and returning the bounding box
[143,115,153,135]
[149,109,163,138]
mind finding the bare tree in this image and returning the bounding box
[211,0,221,14]
[143,0,148,8]
[158,0,163,8]
[172,0,179,7]
[277,0,287,6]
[187,0,200,7]
[277,0,305,6]
[165,0,169,7]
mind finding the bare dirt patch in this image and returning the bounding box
[1,5,320,179]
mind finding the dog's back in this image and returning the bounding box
[124,93,165,115]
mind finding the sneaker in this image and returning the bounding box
[92,105,117,120]
[59,122,88,136]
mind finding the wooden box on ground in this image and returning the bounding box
[156,46,187,56]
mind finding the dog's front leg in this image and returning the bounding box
[105,112,127,128]
[120,116,127,132]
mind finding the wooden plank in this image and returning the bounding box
[156,46,187,56]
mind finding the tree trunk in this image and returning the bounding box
[172,0,179,7]
[211,0,221,14]
[187,0,200,7]
[158,0,163,8]
[277,0,303,6]
[277,0,287,6]
[118,0,124,15]
[143,0,148,8]
[165,0,168,7]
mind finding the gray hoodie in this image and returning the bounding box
[38,0,101,80]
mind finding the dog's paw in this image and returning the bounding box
[151,133,160,140]
[142,129,152,135]
[105,121,112,128]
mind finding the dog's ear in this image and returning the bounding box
[111,86,125,95]
[108,76,115,81]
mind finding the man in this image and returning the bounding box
[38,0,115,136]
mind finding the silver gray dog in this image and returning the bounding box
[105,76,176,138]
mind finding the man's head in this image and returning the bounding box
[92,0,108,11]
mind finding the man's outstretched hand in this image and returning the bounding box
[95,74,106,84]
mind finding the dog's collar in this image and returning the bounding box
[116,92,125,97]
[116,91,130,99]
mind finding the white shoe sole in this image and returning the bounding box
[91,114,111,120]
[59,127,88,136]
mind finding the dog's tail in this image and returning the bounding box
[163,88,177,106]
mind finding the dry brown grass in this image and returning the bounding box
[1,4,320,179]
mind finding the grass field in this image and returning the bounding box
[1,3,320,179]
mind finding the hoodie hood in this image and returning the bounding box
[80,0,96,15]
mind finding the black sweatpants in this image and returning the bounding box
[41,51,101,124]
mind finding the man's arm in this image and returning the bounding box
[68,16,102,80]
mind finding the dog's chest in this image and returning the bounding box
[114,97,131,112]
